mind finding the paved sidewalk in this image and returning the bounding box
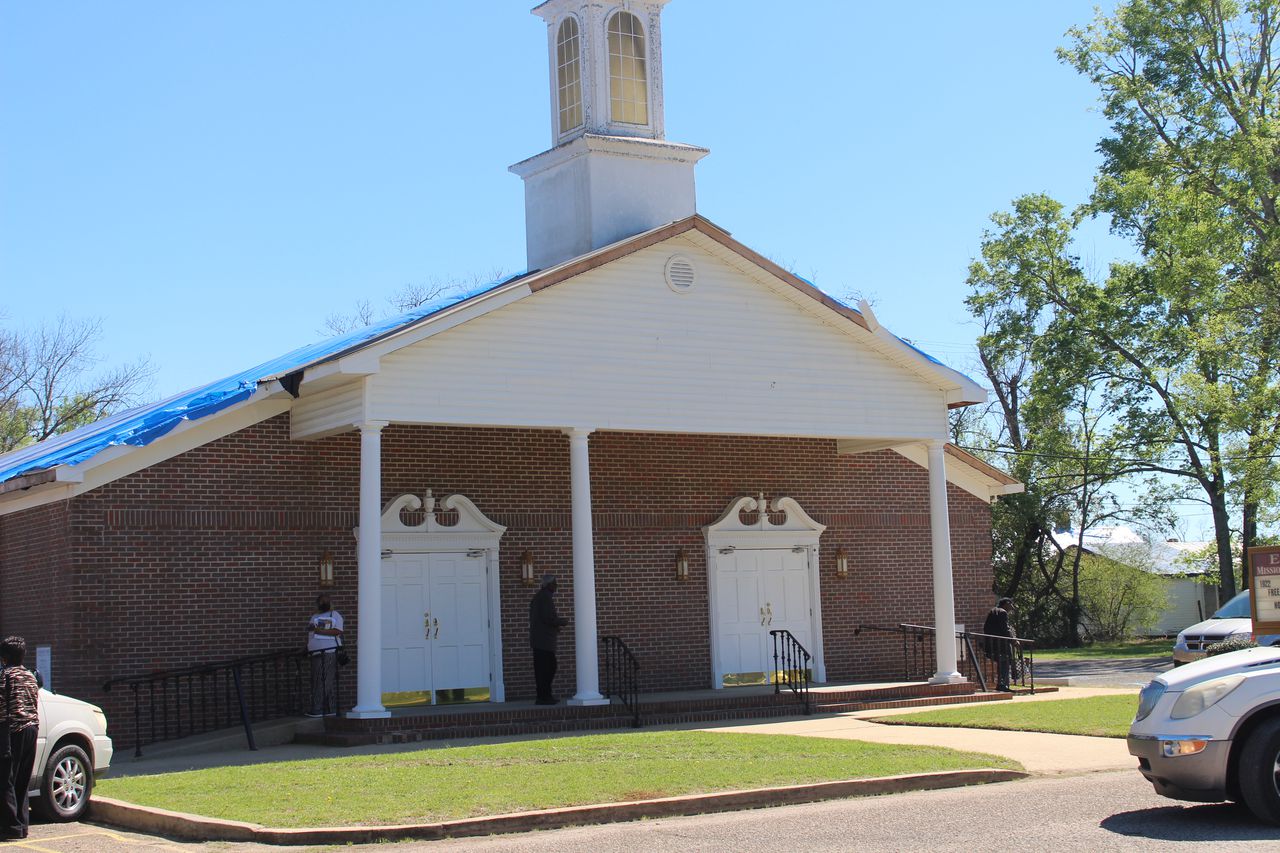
[693,686,1137,775]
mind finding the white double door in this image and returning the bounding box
[382,551,490,703]
[715,547,814,685]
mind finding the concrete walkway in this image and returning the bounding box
[701,686,1137,775]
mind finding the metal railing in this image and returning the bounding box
[855,623,1035,693]
[600,635,641,727]
[104,646,348,757]
[769,629,812,714]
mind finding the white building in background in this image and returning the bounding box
[1052,526,1219,635]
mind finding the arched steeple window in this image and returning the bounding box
[556,17,584,135]
[607,11,649,125]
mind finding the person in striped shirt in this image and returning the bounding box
[0,636,39,840]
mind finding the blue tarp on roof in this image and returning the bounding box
[0,277,515,485]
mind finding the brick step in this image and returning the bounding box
[301,702,819,747]
[297,683,1023,747]
[296,713,646,747]
[322,682,980,737]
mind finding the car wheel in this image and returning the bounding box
[1239,718,1280,825]
[35,743,93,822]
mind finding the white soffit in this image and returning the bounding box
[884,443,1024,502]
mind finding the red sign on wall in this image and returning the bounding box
[1247,545,1280,635]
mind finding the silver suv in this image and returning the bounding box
[1130,646,1280,823]
[1173,590,1280,665]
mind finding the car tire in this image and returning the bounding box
[1239,717,1280,825]
[34,743,93,822]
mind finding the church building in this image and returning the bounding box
[0,0,1020,734]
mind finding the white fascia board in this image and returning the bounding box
[299,282,536,394]
[297,358,378,394]
[0,386,293,517]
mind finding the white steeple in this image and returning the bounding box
[511,0,708,271]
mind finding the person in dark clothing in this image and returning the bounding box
[0,636,40,840]
[529,574,569,705]
[982,597,1017,692]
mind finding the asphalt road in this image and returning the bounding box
[1035,655,1174,688]
[12,770,1280,853]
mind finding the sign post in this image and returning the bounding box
[1246,546,1280,638]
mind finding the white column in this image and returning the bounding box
[349,420,391,719]
[927,439,965,684]
[565,428,607,706]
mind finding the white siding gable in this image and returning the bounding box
[364,237,949,440]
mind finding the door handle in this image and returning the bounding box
[766,603,773,626]
[760,607,766,626]
[424,611,431,640]
[433,617,440,639]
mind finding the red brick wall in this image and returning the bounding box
[0,501,72,686]
[0,415,995,735]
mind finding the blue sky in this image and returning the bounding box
[7,0,1188,525]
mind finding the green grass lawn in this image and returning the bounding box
[96,731,1020,827]
[1033,638,1171,661]
[870,695,1136,738]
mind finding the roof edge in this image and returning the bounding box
[945,444,1022,490]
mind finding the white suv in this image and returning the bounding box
[1173,590,1280,665]
[1130,646,1280,823]
[29,686,113,821]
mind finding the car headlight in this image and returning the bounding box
[1135,680,1167,722]
[1170,675,1245,719]
[92,708,108,734]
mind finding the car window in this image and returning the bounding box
[1213,590,1252,619]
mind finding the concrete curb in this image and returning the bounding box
[90,769,1028,845]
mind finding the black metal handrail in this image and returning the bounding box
[600,636,641,727]
[104,646,349,757]
[856,623,1036,693]
[897,624,1036,693]
[769,629,812,714]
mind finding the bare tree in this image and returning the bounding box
[0,316,153,453]
[321,270,508,337]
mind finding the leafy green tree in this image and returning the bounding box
[963,194,1176,643]
[1078,544,1171,640]
[1062,0,1280,598]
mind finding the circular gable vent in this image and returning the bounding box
[665,255,697,294]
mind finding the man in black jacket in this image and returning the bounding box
[529,574,569,705]
[982,597,1017,692]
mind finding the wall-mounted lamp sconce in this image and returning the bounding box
[676,548,689,581]
[835,546,848,578]
[318,550,335,587]
[521,549,536,586]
